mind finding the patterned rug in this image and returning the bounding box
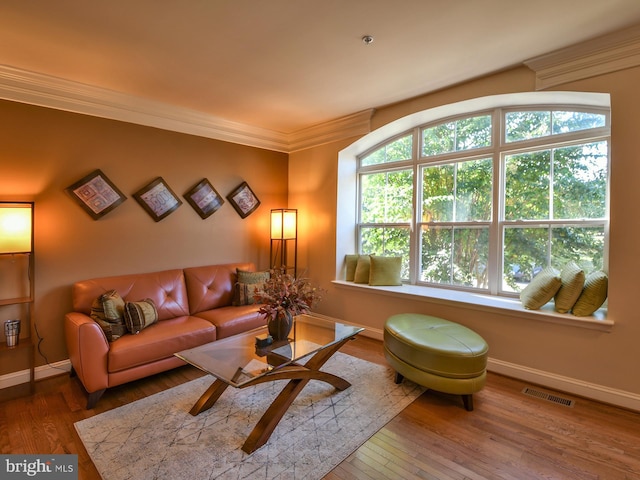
[75,352,423,480]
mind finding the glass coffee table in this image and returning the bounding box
[175,313,364,453]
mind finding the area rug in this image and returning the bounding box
[75,352,423,480]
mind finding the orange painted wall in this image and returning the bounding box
[0,100,288,370]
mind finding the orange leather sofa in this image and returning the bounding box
[64,262,264,409]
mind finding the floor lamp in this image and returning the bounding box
[270,209,297,277]
[0,202,35,395]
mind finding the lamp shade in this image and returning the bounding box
[0,203,33,254]
[270,209,297,240]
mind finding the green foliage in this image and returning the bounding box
[362,135,412,166]
[505,110,605,142]
[422,115,491,156]
[361,169,413,223]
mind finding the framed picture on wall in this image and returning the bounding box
[226,181,260,218]
[134,177,182,222]
[184,178,224,219]
[65,169,127,220]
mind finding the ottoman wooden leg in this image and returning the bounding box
[394,372,404,384]
[462,394,473,411]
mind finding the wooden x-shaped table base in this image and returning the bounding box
[188,336,354,454]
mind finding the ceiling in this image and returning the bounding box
[2,0,640,136]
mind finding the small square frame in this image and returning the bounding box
[184,178,224,219]
[226,181,261,218]
[134,177,182,222]
[66,169,127,220]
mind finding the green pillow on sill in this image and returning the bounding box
[369,255,402,286]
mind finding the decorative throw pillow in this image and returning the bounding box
[90,289,127,342]
[554,261,585,313]
[124,299,158,334]
[520,266,562,310]
[353,255,371,284]
[345,254,359,281]
[369,256,403,286]
[237,269,271,284]
[233,269,270,306]
[572,271,608,316]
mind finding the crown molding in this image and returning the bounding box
[288,109,374,153]
[525,23,640,89]
[0,64,372,153]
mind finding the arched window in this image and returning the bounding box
[339,93,610,299]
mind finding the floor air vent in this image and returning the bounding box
[522,387,575,407]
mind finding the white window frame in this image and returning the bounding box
[335,92,613,331]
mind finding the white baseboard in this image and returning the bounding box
[0,359,71,389]
[2,353,638,412]
[487,358,640,412]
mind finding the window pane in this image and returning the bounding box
[456,158,492,221]
[422,164,454,222]
[452,227,489,288]
[503,227,549,292]
[361,226,410,278]
[420,226,452,284]
[420,226,489,288]
[504,150,551,220]
[422,115,491,156]
[553,142,608,219]
[361,169,413,223]
[552,111,605,134]
[506,110,606,143]
[361,135,412,166]
[503,225,605,292]
[551,225,605,273]
[422,158,492,222]
[505,111,550,142]
[455,115,492,151]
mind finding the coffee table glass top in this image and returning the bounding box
[175,314,364,387]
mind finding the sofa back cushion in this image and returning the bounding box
[72,268,189,321]
[184,263,255,314]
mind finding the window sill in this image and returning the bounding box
[332,280,612,332]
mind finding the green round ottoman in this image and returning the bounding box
[384,313,488,411]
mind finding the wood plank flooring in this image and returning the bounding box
[1,336,639,479]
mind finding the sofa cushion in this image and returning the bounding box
[194,305,264,339]
[108,316,217,373]
[72,268,190,321]
[184,263,255,314]
[90,290,127,342]
[233,269,270,306]
[124,299,158,334]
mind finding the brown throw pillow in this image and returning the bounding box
[124,299,158,334]
[90,290,127,342]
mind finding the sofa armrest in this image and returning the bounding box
[64,312,109,393]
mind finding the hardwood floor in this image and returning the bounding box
[2,336,639,479]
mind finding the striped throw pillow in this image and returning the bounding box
[554,261,585,313]
[572,271,608,316]
[124,299,158,334]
